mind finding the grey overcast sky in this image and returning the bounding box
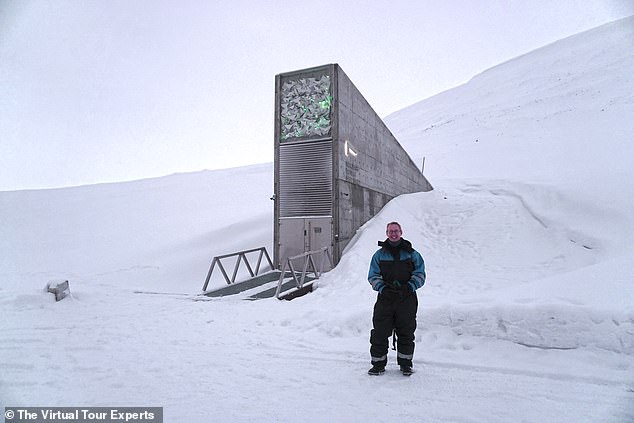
[1,0,633,190]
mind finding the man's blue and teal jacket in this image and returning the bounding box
[368,238,426,294]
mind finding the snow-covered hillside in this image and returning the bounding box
[2,17,633,422]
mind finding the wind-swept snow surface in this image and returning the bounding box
[2,17,634,422]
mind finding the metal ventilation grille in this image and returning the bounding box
[279,140,333,217]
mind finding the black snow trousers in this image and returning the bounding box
[369,290,418,367]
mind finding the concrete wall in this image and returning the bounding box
[274,64,432,267]
[332,65,432,260]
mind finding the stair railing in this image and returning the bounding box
[275,247,333,299]
[202,247,274,292]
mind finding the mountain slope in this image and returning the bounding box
[387,15,634,183]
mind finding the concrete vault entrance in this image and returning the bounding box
[273,64,432,270]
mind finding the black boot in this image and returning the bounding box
[368,364,385,376]
[400,365,414,376]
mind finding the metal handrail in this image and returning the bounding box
[275,247,333,299]
[202,247,274,292]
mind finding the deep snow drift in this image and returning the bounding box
[2,17,634,422]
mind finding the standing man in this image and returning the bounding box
[367,221,426,376]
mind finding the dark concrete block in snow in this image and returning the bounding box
[47,280,70,301]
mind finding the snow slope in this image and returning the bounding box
[2,17,634,422]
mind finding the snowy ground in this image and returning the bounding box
[2,17,634,423]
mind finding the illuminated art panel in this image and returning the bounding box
[280,75,332,141]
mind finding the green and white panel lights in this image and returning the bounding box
[280,75,332,141]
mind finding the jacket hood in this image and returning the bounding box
[378,238,413,253]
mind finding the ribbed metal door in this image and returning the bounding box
[279,139,333,217]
